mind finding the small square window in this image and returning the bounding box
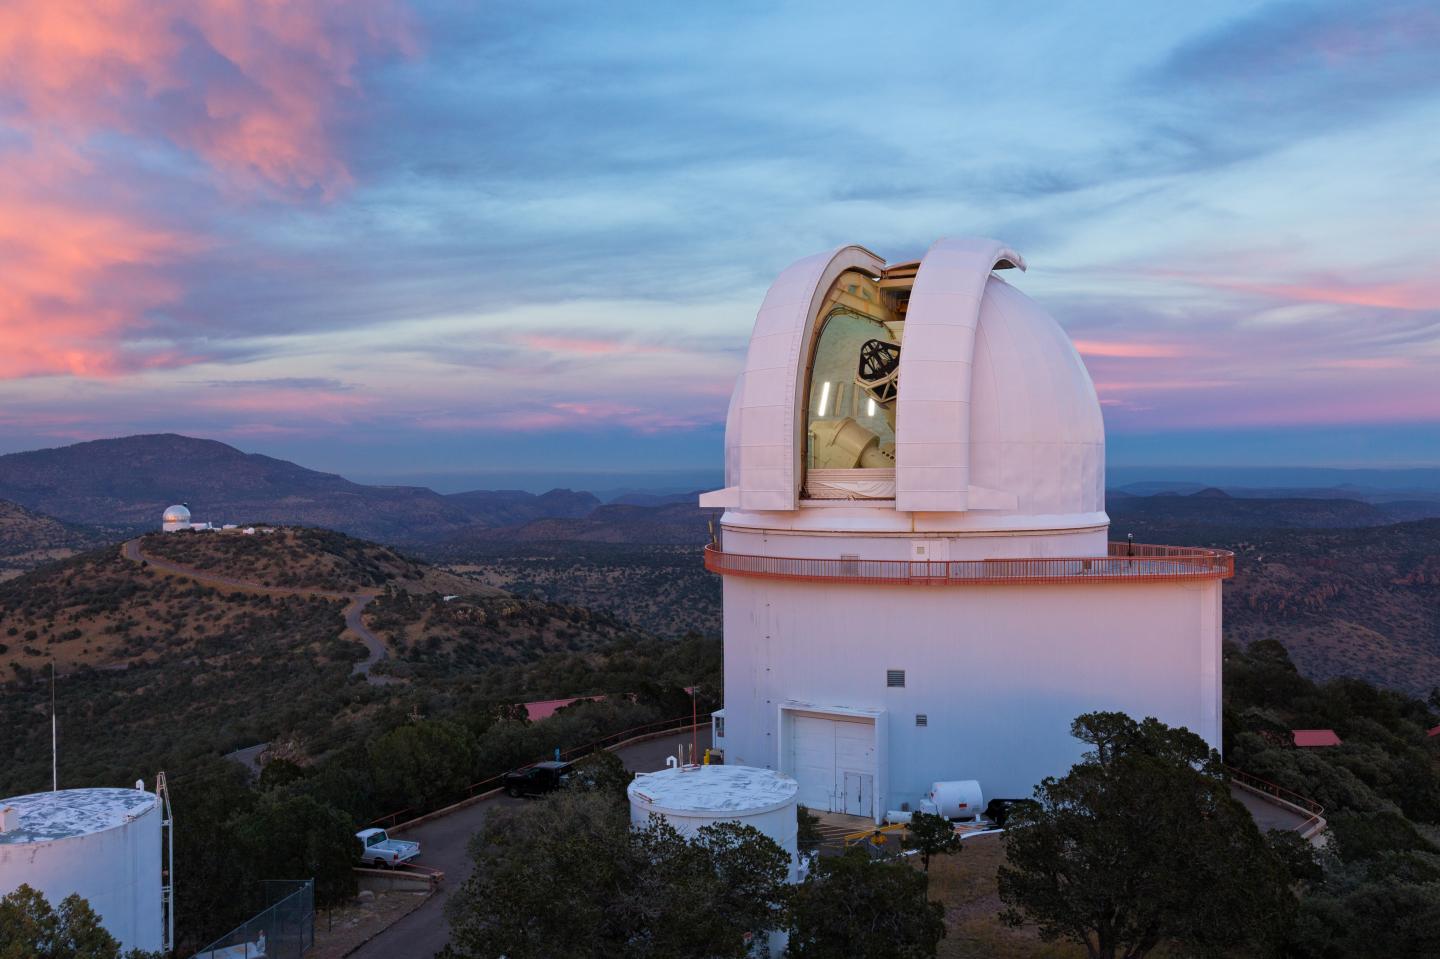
[886,669,906,688]
[915,714,928,727]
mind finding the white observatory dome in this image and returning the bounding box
[162,505,190,525]
[710,236,1104,536]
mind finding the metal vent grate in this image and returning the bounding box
[887,669,906,688]
[915,714,928,727]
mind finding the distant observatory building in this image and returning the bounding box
[701,238,1233,820]
[162,504,214,532]
[161,504,191,532]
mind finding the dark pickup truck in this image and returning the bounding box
[501,760,574,797]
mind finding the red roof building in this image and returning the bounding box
[522,695,605,722]
[1292,729,1342,748]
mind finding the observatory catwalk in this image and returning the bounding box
[701,237,1232,820]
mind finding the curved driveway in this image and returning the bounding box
[121,538,394,684]
[350,726,712,959]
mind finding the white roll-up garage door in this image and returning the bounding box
[790,715,876,816]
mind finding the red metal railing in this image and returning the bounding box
[1224,764,1326,836]
[703,542,1233,586]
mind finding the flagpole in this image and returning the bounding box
[51,661,58,791]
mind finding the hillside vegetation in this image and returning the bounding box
[141,527,486,595]
[0,548,358,789]
[437,542,720,639]
[0,526,680,797]
[0,499,115,581]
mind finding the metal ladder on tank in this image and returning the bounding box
[156,771,175,954]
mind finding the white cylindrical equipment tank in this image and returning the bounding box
[927,780,984,820]
[628,764,800,880]
[0,787,162,952]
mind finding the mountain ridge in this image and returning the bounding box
[0,434,607,544]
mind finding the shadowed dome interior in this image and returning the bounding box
[162,505,190,523]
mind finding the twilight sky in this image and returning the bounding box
[2,1,1438,491]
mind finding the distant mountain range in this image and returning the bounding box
[2,433,1439,549]
[0,434,606,544]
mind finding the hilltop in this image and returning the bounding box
[0,434,605,545]
[0,525,656,792]
[141,526,482,594]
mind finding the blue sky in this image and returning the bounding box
[1,1,1437,489]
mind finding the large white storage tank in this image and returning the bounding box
[0,787,163,952]
[628,765,800,880]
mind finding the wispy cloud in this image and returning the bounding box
[2,1,1438,472]
[0,0,416,379]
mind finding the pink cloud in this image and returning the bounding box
[1073,340,1187,359]
[0,1,418,380]
[1144,265,1440,312]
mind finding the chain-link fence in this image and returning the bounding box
[190,879,314,959]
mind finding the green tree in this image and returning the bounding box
[442,790,790,959]
[230,793,358,908]
[997,711,1294,959]
[788,847,944,959]
[903,811,960,875]
[564,748,634,800]
[367,719,476,812]
[257,757,307,791]
[0,884,161,959]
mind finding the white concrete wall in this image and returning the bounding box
[0,804,162,952]
[721,576,1223,806]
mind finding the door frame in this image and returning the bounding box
[777,702,888,825]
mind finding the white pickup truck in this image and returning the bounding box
[356,827,420,868]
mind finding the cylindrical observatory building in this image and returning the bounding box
[701,237,1233,821]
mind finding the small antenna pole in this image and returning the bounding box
[51,661,58,791]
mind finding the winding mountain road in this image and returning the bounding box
[120,538,395,684]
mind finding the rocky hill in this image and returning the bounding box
[0,434,603,544]
[0,525,654,792]
[0,499,117,581]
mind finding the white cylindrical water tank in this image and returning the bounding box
[927,780,984,820]
[0,788,162,953]
[628,764,800,880]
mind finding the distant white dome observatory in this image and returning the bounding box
[628,764,800,880]
[0,788,164,952]
[161,504,191,533]
[702,237,1234,821]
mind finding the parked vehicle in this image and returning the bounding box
[356,827,420,868]
[501,760,574,797]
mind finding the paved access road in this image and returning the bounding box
[120,538,394,683]
[351,726,713,959]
